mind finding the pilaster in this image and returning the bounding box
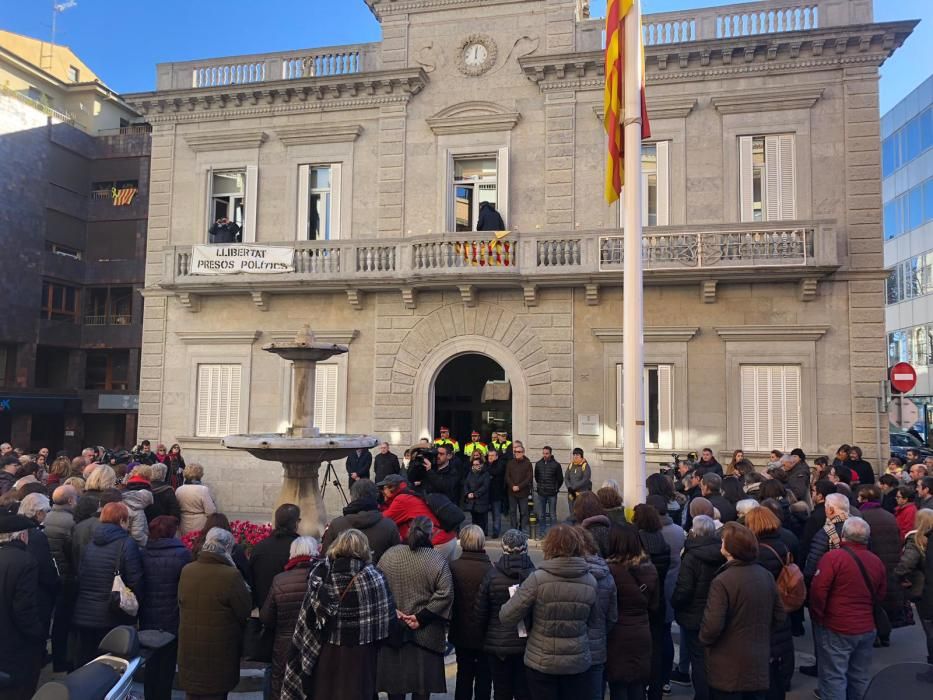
[545,91,575,227]
[378,104,407,236]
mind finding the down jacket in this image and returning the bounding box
[499,556,598,675]
[140,536,192,634]
[658,516,686,624]
[860,501,908,625]
[586,554,619,666]
[145,481,182,523]
[756,535,795,685]
[449,550,493,650]
[895,532,926,601]
[606,557,659,684]
[462,468,491,513]
[74,523,144,630]
[175,483,217,535]
[43,505,76,582]
[671,534,726,631]
[0,541,45,688]
[122,487,153,548]
[534,457,564,498]
[259,557,314,700]
[473,551,536,657]
[581,514,612,558]
[322,499,400,564]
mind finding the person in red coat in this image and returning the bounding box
[895,486,919,542]
[378,475,457,560]
[809,517,887,700]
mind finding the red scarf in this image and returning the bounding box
[284,555,313,571]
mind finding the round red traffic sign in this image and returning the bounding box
[890,362,917,394]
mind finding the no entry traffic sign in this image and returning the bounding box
[890,362,917,394]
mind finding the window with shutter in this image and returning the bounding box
[313,364,339,433]
[740,365,801,451]
[616,363,674,449]
[620,142,670,227]
[195,364,242,437]
[739,134,796,222]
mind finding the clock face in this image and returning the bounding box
[457,35,497,76]
[464,43,488,67]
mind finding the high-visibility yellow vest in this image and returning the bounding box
[434,437,460,453]
[464,441,488,457]
[492,440,512,453]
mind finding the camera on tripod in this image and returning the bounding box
[406,446,438,486]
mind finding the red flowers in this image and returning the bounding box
[182,519,273,557]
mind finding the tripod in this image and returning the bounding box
[320,461,349,506]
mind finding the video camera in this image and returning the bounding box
[406,445,439,486]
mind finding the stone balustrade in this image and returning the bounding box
[162,222,836,293]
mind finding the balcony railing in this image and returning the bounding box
[161,222,836,291]
[84,314,133,326]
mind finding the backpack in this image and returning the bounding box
[425,492,466,532]
[760,543,806,612]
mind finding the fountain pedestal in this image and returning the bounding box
[222,328,379,535]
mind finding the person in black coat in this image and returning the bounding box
[73,502,144,667]
[486,448,508,538]
[847,446,875,485]
[140,516,192,700]
[345,448,373,489]
[0,515,47,700]
[477,201,505,231]
[701,473,737,523]
[17,494,60,646]
[423,445,461,504]
[208,217,241,243]
[373,443,401,485]
[463,456,491,534]
[800,480,835,559]
[879,474,900,513]
[473,529,535,700]
[746,507,796,700]
[249,504,299,608]
[634,504,671,700]
[534,447,563,535]
[146,463,182,523]
[671,515,725,700]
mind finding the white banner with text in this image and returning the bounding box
[190,245,295,274]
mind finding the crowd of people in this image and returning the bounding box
[1,437,933,700]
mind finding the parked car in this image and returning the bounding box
[890,431,933,461]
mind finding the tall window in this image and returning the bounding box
[210,170,246,228]
[616,363,673,449]
[298,164,341,240]
[883,107,933,177]
[620,142,670,227]
[195,364,242,438]
[452,156,499,231]
[740,365,801,451]
[85,350,130,391]
[40,281,80,322]
[286,363,340,433]
[85,287,133,325]
[740,135,796,222]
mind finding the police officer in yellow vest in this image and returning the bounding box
[463,431,488,458]
[433,426,460,453]
[491,431,512,458]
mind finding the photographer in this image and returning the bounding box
[423,444,460,503]
[209,217,241,244]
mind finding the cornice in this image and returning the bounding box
[711,86,823,114]
[715,325,829,343]
[183,129,268,152]
[593,327,700,343]
[175,330,261,344]
[365,0,536,20]
[275,123,363,145]
[127,68,429,122]
[426,101,521,135]
[592,94,697,122]
[266,330,360,345]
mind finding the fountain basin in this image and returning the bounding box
[222,433,379,463]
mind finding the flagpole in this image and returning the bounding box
[622,0,646,506]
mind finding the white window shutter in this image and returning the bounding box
[740,365,801,451]
[331,163,342,240]
[314,364,339,434]
[225,365,241,435]
[204,167,214,241]
[778,134,796,219]
[296,164,310,240]
[657,364,673,449]
[782,366,801,448]
[656,141,670,226]
[497,146,510,228]
[740,365,759,450]
[739,136,754,222]
[196,364,241,437]
[767,366,785,449]
[764,136,781,222]
[243,164,258,242]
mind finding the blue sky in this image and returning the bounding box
[1,0,929,111]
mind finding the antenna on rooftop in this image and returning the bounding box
[44,0,78,69]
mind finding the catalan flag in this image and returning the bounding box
[604,0,651,203]
[111,185,138,206]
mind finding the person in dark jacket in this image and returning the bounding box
[473,529,535,700]
[323,479,400,563]
[477,201,505,231]
[577,526,619,700]
[857,484,908,638]
[450,525,493,700]
[700,522,786,699]
[701,474,737,523]
[17,493,60,650]
[745,507,795,700]
[804,493,850,582]
[140,516,192,700]
[345,447,373,488]
[145,463,182,523]
[800,480,834,557]
[45,485,77,672]
[463,455,491,534]
[259,536,319,700]
[606,523,659,700]
[250,503,300,608]
[373,442,401,485]
[696,448,724,477]
[574,491,612,557]
[535,447,563,536]
[73,501,144,667]
[209,217,241,243]
[505,445,533,534]
[423,444,462,503]
[74,464,118,523]
[671,515,724,700]
[779,452,812,505]
[848,446,875,485]
[486,449,507,538]
[879,474,899,513]
[633,504,671,700]
[0,514,47,700]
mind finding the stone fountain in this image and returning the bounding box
[222,326,379,535]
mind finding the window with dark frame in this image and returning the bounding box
[85,287,133,325]
[85,350,130,391]
[40,281,80,322]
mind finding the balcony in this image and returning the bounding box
[158,221,838,309]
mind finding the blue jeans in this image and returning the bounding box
[536,494,558,534]
[491,500,504,537]
[587,662,605,700]
[815,624,875,700]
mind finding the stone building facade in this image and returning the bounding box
[127,0,914,513]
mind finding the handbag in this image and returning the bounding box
[841,547,891,639]
[110,539,139,617]
[242,617,274,662]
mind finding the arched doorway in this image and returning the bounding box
[433,353,511,444]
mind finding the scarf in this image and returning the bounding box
[284,555,312,571]
[200,541,234,567]
[824,513,846,550]
[281,557,394,700]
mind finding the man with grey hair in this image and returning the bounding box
[146,462,182,522]
[46,484,78,671]
[805,492,850,582]
[809,516,886,700]
[779,452,812,504]
[700,472,736,523]
[323,478,400,563]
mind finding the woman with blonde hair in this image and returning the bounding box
[45,456,72,489]
[74,465,117,522]
[175,463,217,534]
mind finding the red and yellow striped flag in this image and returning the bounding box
[604,0,651,204]
[111,186,138,206]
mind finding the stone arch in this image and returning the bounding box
[388,303,552,443]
